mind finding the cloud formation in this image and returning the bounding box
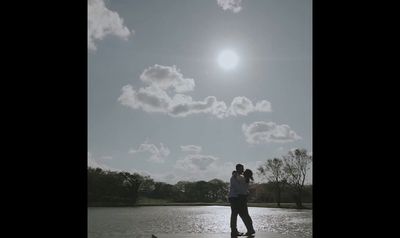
[140,65,195,93]
[242,121,302,144]
[175,154,220,171]
[216,0,243,13]
[88,152,118,171]
[173,153,235,182]
[118,64,271,118]
[229,97,271,116]
[171,145,238,182]
[181,145,203,153]
[88,0,132,51]
[129,143,170,163]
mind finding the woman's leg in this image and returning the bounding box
[238,196,255,234]
[243,202,255,234]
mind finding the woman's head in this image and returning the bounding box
[243,169,254,182]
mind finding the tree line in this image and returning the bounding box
[88,148,312,208]
[88,168,229,206]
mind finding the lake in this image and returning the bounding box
[88,206,312,238]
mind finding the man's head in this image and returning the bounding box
[235,164,244,174]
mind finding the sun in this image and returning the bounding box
[218,50,239,70]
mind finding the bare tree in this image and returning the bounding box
[257,158,287,207]
[283,148,312,208]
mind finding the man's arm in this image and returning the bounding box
[232,175,247,195]
[230,175,241,196]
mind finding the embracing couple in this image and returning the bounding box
[228,164,256,237]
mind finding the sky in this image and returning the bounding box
[88,0,312,185]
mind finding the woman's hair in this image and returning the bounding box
[243,169,254,183]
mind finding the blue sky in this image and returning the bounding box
[88,0,312,184]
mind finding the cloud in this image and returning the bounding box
[216,0,243,13]
[126,145,267,184]
[88,152,118,171]
[172,147,236,182]
[88,0,132,51]
[175,154,220,171]
[119,85,172,114]
[140,64,195,93]
[118,64,271,118]
[242,121,302,144]
[173,153,236,182]
[229,97,272,116]
[181,145,203,153]
[129,143,170,163]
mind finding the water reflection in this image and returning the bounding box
[88,206,312,238]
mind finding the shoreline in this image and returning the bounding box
[88,202,312,210]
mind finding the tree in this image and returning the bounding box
[121,172,145,204]
[172,181,190,202]
[257,158,287,207]
[138,176,155,197]
[283,148,312,208]
[208,179,229,202]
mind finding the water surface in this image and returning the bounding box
[88,206,312,238]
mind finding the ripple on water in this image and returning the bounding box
[88,206,312,238]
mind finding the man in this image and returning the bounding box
[228,164,255,237]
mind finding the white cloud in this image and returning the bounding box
[126,146,267,184]
[140,64,195,93]
[169,95,225,118]
[172,146,246,182]
[174,154,234,182]
[129,143,170,163]
[217,0,243,13]
[175,154,220,171]
[88,152,119,171]
[118,64,272,118]
[255,100,272,112]
[88,0,132,51]
[229,97,272,116]
[119,85,172,114]
[181,145,203,153]
[242,121,302,144]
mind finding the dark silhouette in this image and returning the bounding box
[241,169,255,236]
[228,164,255,237]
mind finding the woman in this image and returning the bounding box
[237,169,256,236]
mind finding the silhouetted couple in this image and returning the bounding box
[228,164,255,237]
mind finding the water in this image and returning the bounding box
[88,206,312,238]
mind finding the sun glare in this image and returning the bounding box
[218,50,239,70]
